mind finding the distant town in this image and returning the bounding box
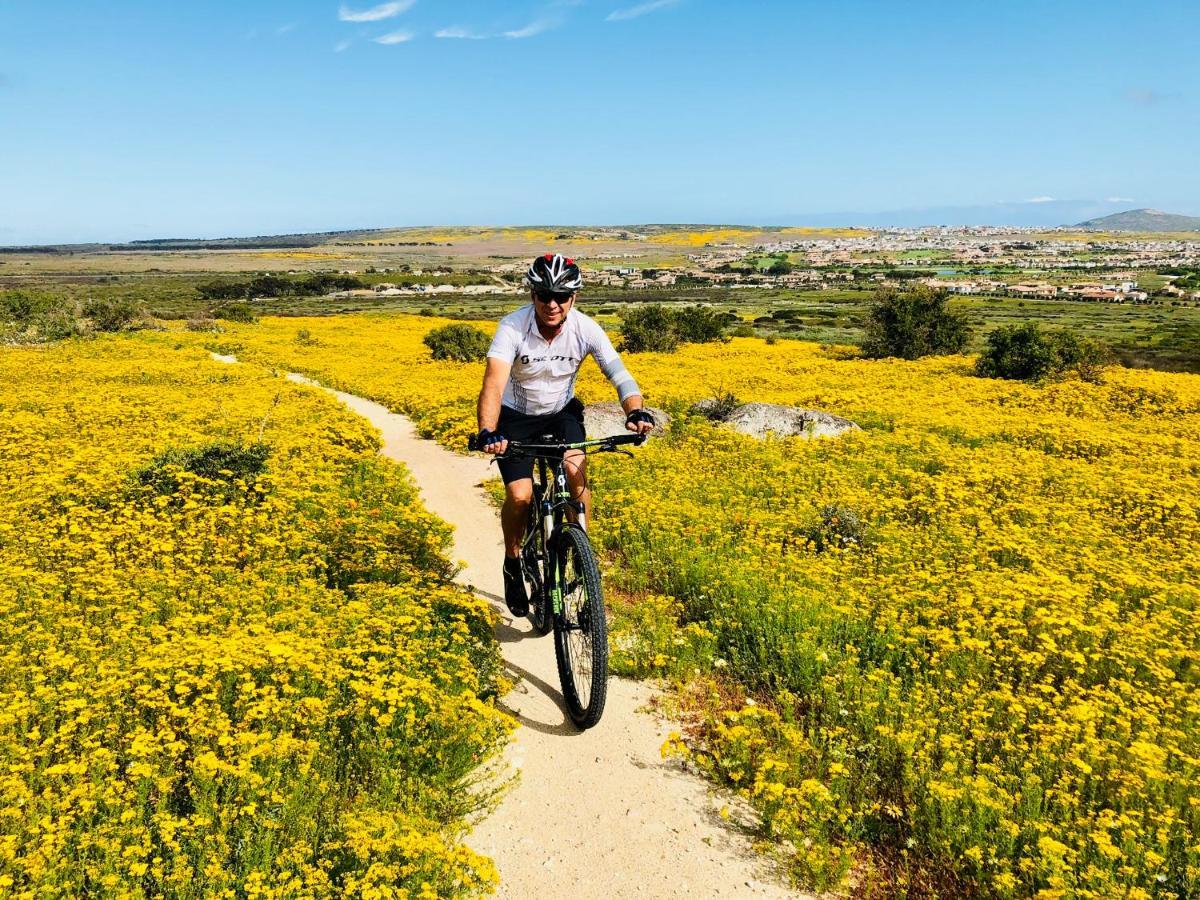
[328,227,1200,306]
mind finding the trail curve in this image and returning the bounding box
[217,357,806,898]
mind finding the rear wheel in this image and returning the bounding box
[553,524,608,729]
[523,486,552,635]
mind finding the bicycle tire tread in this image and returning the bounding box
[554,524,608,729]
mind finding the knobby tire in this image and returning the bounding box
[553,524,608,729]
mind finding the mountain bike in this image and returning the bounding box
[468,431,646,729]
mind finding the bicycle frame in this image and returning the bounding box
[531,450,582,616]
[504,434,645,617]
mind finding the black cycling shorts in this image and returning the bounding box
[496,397,587,485]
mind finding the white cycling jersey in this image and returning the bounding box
[487,305,640,417]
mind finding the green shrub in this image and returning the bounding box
[976,323,1112,382]
[0,290,56,324]
[197,280,253,302]
[84,296,144,332]
[422,323,491,362]
[1044,329,1113,383]
[1073,338,1113,383]
[861,285,972,359]
[186,315,221,333]
[620,305,679,353]
[672,306,728,344]
[3,293,144,340]
[198,274,365,303]
[34,305,87,342]
[730,324,756,338]
[215,302,258,324]
[135,441,271,502]
[692,390,742,422]
[294,328,321,346]
[619,304,728,353]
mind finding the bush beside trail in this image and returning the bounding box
[423,323,492,362]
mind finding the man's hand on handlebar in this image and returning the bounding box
[474,428,509,455]
[625,408,655,435]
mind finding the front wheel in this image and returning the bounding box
[553,524,608,729]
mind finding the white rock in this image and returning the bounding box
[694,400,860,440]
[582,402,670,438]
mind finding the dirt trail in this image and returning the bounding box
[246,361,806,898]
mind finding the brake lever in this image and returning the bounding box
[591,443,635,459]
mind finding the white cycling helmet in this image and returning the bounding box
[526,253,583,295]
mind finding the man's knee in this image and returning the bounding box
[563,452,587,489]
[505,479,534,508]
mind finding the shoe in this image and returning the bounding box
[503,557,529,618]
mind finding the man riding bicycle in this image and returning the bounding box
[476,253,654,618]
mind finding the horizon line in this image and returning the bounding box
[3,217,1183,249]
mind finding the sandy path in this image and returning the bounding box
[216,357,805,898]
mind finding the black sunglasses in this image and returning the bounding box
[533,291,575,305]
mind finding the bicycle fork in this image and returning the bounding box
[544,467,589,617]
[546,470,564,615]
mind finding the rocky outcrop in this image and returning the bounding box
[692,399,860,439]
[583,402,671,438]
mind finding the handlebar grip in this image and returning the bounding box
[606,433,647,447]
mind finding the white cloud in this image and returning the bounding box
[436,26,487,39]
[504,19,557,38]
[1107,196,1135,203]
[334,39,353,52]
[1024,196,1057,204]
[275,22,298,35]
[373,29,415,44]
[607,0,680,21]
[338,1,415,23]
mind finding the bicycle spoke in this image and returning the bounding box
[553,524,609,728]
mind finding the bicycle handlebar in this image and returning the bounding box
[468,432,647,454]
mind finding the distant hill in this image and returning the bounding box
[118,228,397,251]
[1075,208,1200,232]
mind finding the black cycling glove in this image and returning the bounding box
[626,409,655,428]
[472,428,507,451]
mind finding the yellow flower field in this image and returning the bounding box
[0,335,510,897]
[192,310,1200,897]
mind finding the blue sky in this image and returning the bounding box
[0,0,1197,244]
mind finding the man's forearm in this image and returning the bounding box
[620,394,644,415]
[478,391,502,431]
